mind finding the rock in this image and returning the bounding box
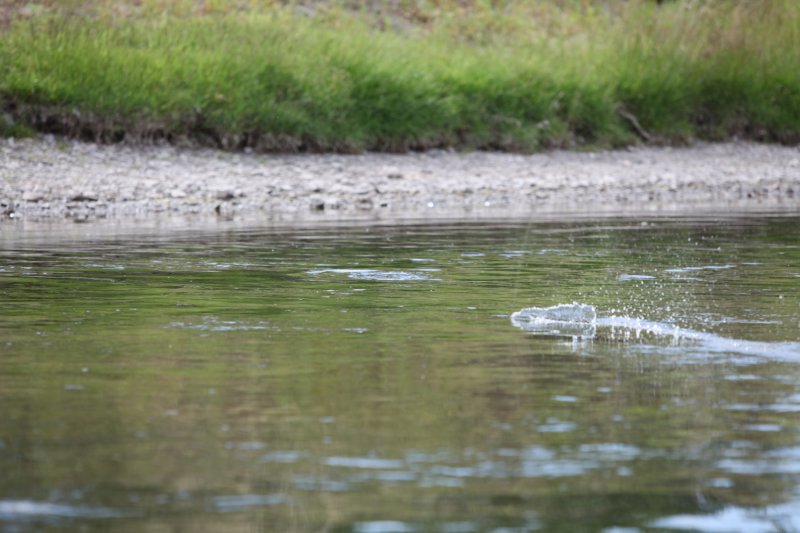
[215,190,236,201]
[1,199,14,217]
[22,191,44,202]
[324,197,342,210]
[168,189,186,199]
[310,197,342,211]
[355,198,374,210]
[70,192,98,202]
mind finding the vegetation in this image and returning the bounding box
[0,0,798,152]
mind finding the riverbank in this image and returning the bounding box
[1,138,798,224]
[2,1,799,151]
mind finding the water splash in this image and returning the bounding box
[510,303,596,339]
[511,303,800,361]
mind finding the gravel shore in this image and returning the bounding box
[1,137,799,225]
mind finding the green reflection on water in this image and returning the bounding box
[0,216,799,532]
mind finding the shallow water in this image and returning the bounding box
[1,215,799,532]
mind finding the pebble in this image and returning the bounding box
[215,190,236,201]
[0,138,798,222]
[22,191,46,202]
[69,192,98,202]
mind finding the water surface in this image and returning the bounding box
[1,215,799,532]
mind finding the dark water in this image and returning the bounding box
[1,215,799,532]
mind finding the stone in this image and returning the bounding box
[22,191,44,202]
[70,192,98,202]
[1,199,14,216]
[215,190,236,201]
[355,198,373,210]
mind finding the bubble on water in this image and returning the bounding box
[536,249,568,255]
[723,374,762,381]
[211,494,287,512]
[231,441,266,451]
[664,264,736,274]
[83,263,126,271]
[439,521,480,533]
[617,274,656,281]
[739,424,783,432]
[578,443,641,460]
[708,478,734,489]
[418,477,464,488]
[307,269,438,281]
[537,419,577,433]
[259,451,307,463]
[372,471,417,482]
[650,503,800,532]
[291,474,350,493]
[500,250,527,258]
[324,456,405,469]
[165,316,271,332]
[0,500,125,519]
[353,520,418,533]
[552,395,578,403]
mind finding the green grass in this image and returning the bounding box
[0,0,798,151]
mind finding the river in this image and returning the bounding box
[1,214,799,532]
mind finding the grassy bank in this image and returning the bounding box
[1,0,799,152]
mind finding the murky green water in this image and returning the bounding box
[1,215,799,532]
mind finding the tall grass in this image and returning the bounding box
[1,0,798,151]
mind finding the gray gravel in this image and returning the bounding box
[1,137,799,224]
